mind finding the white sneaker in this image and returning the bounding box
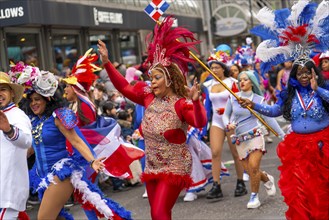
[264,172,276,196]
[183,192,197,202]
[142,190,148,198]
[247,193,261,209]
[265,136,273,143]
[243,172,249,182]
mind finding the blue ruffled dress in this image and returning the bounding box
[29,108,132,220]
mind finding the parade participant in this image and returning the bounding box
[62,48,99,127]
[9,63,131,220]
[0,71,32,220]
[203,53,247,199]
[244,1,329,218]
[319,50,329,81]
[230,64,241,79]
[276,61,293,91]
[62,49,100,220]
[183,127,229,202]
[223,71,284,208]
[98,16,207,220]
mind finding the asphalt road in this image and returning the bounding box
[27,119,289,220]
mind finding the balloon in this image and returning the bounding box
[215,44,232,56]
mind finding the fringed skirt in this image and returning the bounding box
[277,126,329,220]
[30,158,132,220]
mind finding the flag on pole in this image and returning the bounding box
[80,117,145,181]
[144,0,170,21]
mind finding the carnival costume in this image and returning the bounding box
[186,127,229,193]
[62,49,144,182]
[0,72,32,219]
[9,63,132,220]
[223,90,284,160]
[250,1,329,219]
[203,52,239,131]
[102,16,207,219]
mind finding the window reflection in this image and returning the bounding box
[52,35,79,76]
[6,33,40,67]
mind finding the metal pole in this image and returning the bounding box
[204,0,214,51]
[249,0,254,29]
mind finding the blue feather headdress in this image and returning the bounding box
[250,0,329,73]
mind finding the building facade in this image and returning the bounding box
[0,0,203,73]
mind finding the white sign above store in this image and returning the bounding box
[215,17,247,37]
[0,6,24,20]
[93,7,123,25]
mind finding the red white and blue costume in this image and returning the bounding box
[0,103,32,219]
[29,108,132,220]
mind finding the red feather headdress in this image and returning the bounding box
[144,16,200,77]
[62,48,101,92]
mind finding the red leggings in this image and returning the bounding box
[146,180,184,220]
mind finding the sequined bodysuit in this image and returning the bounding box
[142,95,191,177]
[104,62,207,187]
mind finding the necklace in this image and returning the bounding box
[32,116,48,144]
[296,90,315,118]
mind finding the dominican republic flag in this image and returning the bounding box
[80,117,145,181]
[144,0,170,21]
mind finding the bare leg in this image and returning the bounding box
[210,126,225,183]
[38,176,74,220]
[240,158,249,176]
[226,131,244,179]
[247,151,263,193]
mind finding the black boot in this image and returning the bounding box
[234,179,248,197]
[206,182,223,199]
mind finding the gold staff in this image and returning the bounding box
[154,20,278,136]
[189,52,278,136]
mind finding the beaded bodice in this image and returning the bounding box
[141,95,191,175]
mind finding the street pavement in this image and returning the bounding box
[27,119,289,220]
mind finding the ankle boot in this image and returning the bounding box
[206,182,223,199]
[234,179,248,197]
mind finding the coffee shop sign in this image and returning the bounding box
[94,7,123,25]
[0,7,24,19]
[215,17,247,37]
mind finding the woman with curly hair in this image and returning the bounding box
[98,16,207,220]
[9,63,131,220]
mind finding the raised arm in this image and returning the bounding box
[316,87,329,103]
[0,110,32,149]
[98,40,146,106]
[177,99,207,128]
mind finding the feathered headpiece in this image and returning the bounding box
[8,61,58,97]
[250,0,329,73]
[144,16,200,77]
[62,48,101,92]
[207,50,231,67]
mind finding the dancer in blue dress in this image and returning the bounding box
[9,62,131,220]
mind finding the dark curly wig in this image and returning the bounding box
[282,60,329,121]
[24,89,68,118]
[152,63,188,98]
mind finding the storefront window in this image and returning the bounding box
[6,33,40,66]
[120,32,139,66]
[52,35,79,75]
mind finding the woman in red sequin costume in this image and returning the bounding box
[98,16,207,220]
